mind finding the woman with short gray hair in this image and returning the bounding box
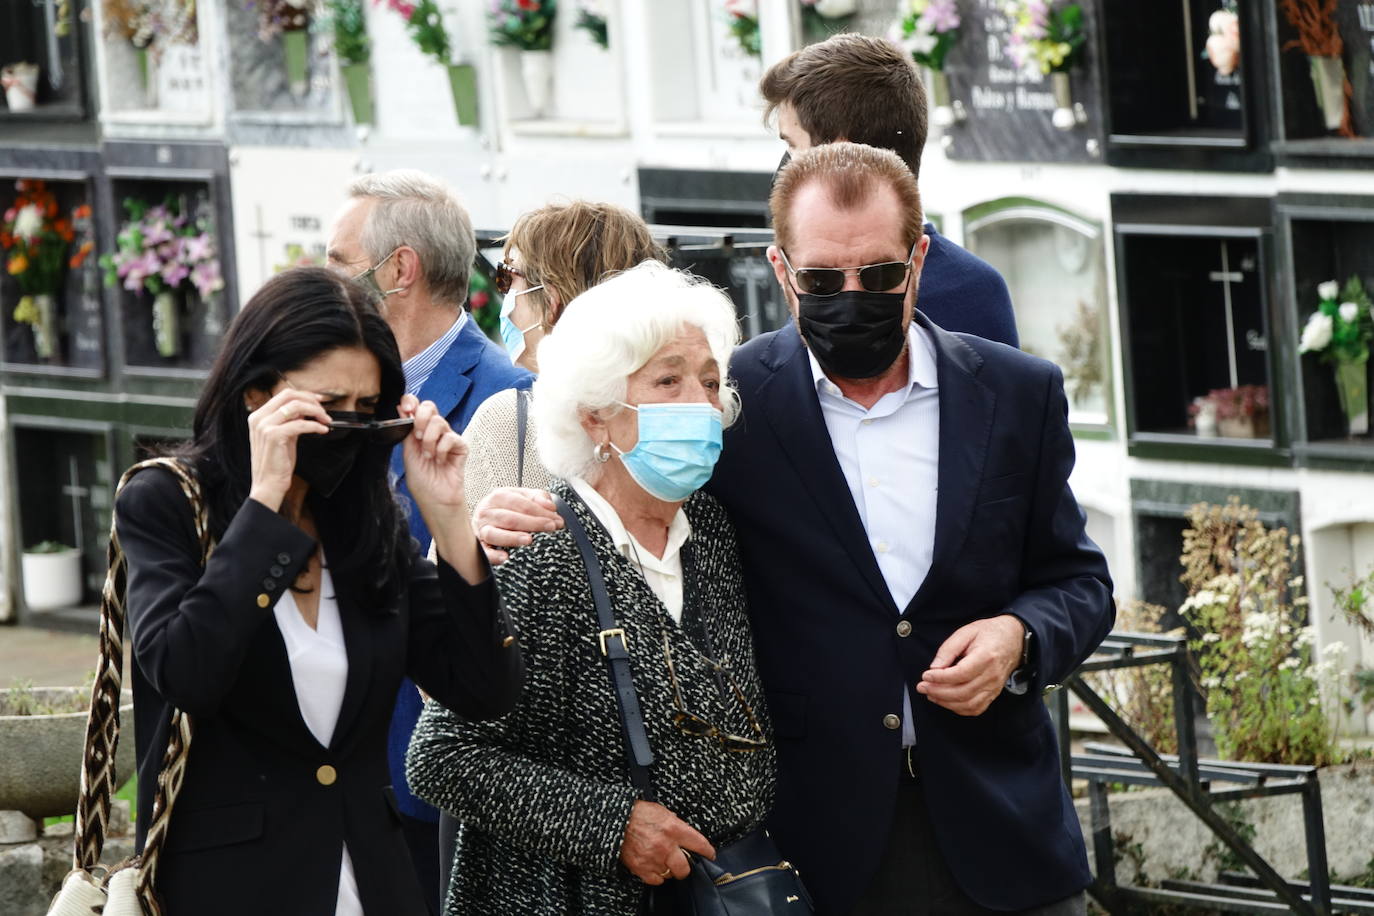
[407,261,776,915]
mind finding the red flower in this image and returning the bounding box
[517,0,538,8]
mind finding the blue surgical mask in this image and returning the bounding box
[500,285,543,363]
[611,401,724,502]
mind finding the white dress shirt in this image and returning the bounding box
[274,567,363,916]
[569,476,692,623]
[809,324,940,746]
[402,312,467,396]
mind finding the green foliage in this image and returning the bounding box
[1085,600,1180,754]
[1180,500,1344,766]
[329,0,369,65]
[25,539,75,553]
[468,268,500,340]
[489,0,556,52]
[575,9,607,48]
[1204,802,1257,873]
[727,12,760,57]
[406,0,454,64]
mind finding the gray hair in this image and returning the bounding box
[532,261,741,483]
[347,169,475,309]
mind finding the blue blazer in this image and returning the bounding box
[705,315,1113,914]
[388,317,533,822]
[919,224,1019,349]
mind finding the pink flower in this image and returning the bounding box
[183,233,215,262]
[122,251,162,291]
[191,259,224,298]
[161,259,191,288]
[920,0,960,32]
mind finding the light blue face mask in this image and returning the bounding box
[500,285,543,363]
[612,401,724,502]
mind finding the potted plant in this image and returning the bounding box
[376,0,480,125]
[1298,276,1374,437]
[20,541,83,611]
[100,194,223,360]
[1278,0,1353,136]
[330,0,372,123]
[0,682,135,819]
[574,0,608,48]
[724,0,760,58]
[890,0,962,128]
[1003,0,1087,131]
[1189,384,1270,439]
[488,0,557,118]
[2,180,85,361]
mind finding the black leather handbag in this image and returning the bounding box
[553,496,815,916]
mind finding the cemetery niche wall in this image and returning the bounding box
[0,0,89,123]
[1114,193,1283,462]
[1270,0,1374,166]
[1097,0,1273,171]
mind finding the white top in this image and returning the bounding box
[273,566,363,916]
[808,323,940,747]
[569,476,692,624]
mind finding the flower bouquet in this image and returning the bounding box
[724,0,760,58]
[1278,0,1353,136]
[375,0,482,125]
[575,0,608,49]
[1003,0,1086,130]
[1298,277,1374,436]
[1205,4,1241,78]
[801,0,856,43]
[488,0,557,117]
[2,180,81,360]
[1189,384,1270,439]
[101,0,198,95]
[247,0,318,94]
[100,195,223,359]
[889,0,961,127]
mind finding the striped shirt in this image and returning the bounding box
[402,311,468,396]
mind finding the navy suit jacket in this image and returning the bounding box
[388,317,533,822]
[919,224,1018,349]
[705,316,1112,913]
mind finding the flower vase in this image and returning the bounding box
[283,30,309,96]
[519,50,553,118]
[1,62,40,112]
[448,63,479,127]
[928,69,956,128]
[21,546,82,610]
[1335,354,1370,437]
[152,290,181,358]
[1308,55,1347,132]
[1051,72,1078,131]
[342,62,373,125]
[30,294,57,360]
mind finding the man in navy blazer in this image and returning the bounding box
[705,145,1114,914]
[329,170,532,914]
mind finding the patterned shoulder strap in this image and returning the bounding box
[72,457,213,915]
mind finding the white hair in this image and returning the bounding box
[347,169,475,308]
[532,261,742,482]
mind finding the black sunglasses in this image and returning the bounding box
[779,243,918,298]
[493,260,529,295]
[662,630,769,752]
[319,411,414,446]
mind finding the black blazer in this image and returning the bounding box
[706,316,1114,914]
[115,467,524,916]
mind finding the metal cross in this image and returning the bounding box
[1207,241,1244,390]
[250,204,274,282]
[60,455,88,553]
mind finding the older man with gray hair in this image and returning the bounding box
[328,168,532,914]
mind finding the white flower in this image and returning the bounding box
[1278,657,1300,671]
[1300,311,1334,353]
[904,31,938,55]
[1295,626,1316,648]
[813,0,857,16]
[1340,301,1360,324]
[1318,280,1340,302]
[1201,676,1222,689]
[12,203,42,241]
[1322,641,1349,659]
[1201,632,1222,643]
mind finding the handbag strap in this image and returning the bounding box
[515,388,528,488]
[551,494,656,799]
[72,458,212,912]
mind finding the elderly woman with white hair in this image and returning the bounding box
[406,261,776,915]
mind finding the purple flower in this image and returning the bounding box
[183,233,215,262]
[122,251,162,292]
[142,217,174,247]
[161,260,191,288]
[191,259,224,298]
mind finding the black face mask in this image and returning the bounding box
[294,415,368,498]
[796,290,908,380]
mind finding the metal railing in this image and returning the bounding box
[1050,632,1372,914]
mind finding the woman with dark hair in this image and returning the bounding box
[114,267,523,916]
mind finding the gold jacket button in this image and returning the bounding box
[896,620,912,637]
[256,593,270,608]
[316,764,337,786]
[882,714,901,730]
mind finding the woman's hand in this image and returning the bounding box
[402,396,484,581]
[247,388,329,512]
[619,800,715,885]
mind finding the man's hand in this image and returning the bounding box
[916,615,1026,717]
[619,800,715,885]
[470,486,563,565]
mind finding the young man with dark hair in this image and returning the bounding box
[760,33,1019,348]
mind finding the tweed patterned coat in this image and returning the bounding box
[407,481,776,915]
